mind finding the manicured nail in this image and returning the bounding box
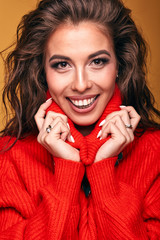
[119,105,126,108]
[99,119,106,127]
[67,123,70,129]
[46,97,52,102]
[97,130,102,138]
[70,135,75,143]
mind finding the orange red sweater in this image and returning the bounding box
[0,87,160,239]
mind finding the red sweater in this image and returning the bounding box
[0,87,160,239]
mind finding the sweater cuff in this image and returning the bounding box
[86,157,118,204]
[52,157,85,203]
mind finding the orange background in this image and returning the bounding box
[0,0,160,128]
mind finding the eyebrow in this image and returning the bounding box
[49,55,70,62]
[88,50,111,59]
[49,49,111,62]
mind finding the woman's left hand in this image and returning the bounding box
[95,106,141,162]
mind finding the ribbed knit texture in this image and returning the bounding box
[0,86,160,239]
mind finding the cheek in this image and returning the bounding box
[45,70,64,96]
[91,67,117,89]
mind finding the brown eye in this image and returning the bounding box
[51,61,69,69]
[94,59,103,65]
[92,58,108,66]
[58,62,68,68]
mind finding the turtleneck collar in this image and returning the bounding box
[46,84,122,165]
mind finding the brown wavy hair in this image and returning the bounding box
[1,0,160,147]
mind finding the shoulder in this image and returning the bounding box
[0,135,37,151]
[0,135,39,160]
[124,129,160,166]
[129,129,160,172]
[137,129,160,152]
[122,129,160,185]
[0,135,52,169]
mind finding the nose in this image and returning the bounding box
[71,67,92,92]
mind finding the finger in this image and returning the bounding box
[100,116,127,139]
[101,122,127,144]
[117,108,133,132]
[49,121,70,142]
[95,122,127,161]
[44,117,74,143]
[101,106,140,132]
[45,116,66,131]
[38,116,64,142]
[120,106,141,131]
[34,98,52,131]
[42,111,68,131]
[108,115,134,142]
[41,125,79,161]
[56,122,74,143]
[105,109,131,127]
[40,121,69,145]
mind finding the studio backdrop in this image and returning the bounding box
[0,0,160,127]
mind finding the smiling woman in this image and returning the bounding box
[45,22,117,127]
[0,0,160,239]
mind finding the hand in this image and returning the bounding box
[95,106,141,162]
[34,99,80,162]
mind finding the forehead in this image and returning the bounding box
[45,21,114,54]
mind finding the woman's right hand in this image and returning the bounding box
[34,99,80,162]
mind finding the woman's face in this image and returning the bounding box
[45,22,118,126]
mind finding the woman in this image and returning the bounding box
[0,0,160,239]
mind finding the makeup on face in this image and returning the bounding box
[45,22,118,126]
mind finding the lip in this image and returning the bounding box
[67,94,99,113]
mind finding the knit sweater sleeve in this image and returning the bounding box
[86,151,160,239]
[0,150,84,240]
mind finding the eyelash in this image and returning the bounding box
[50,61,69,69]
[50,57,109,70]
[91,58,109,66]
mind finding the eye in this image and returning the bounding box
[50,61,70,70]
[90,58,109,68]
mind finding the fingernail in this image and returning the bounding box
[99,119,106,127]
[100,137,102,140]
[46,97,52,102]
[70,135,75,143]
[97,130,102,138]
[67,123,70,129]
[119,105,126,108]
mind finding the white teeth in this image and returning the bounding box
[79,100,83,106]
[83,99,87,106]
[87,99,91,104]
[75,100,78,106]
[70,97,96,107]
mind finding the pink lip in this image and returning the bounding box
[67,95,99,113]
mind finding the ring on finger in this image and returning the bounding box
[125,124,132,129]
[46,124,53,133]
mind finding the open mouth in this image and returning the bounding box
[67,95,99,109]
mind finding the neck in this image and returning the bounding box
[74,122,97,136]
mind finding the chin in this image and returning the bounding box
[71,116,99,126]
